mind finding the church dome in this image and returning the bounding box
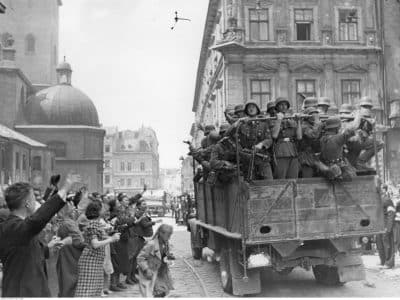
[25,60,100,127]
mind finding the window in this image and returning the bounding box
[105,160,110,168]
[341,80,361,104]
[105,145,111,153]
[140,178,145,186]
[25,33,35,54]
[139,141,148,152]
[120,162,125,171]
[105,175,110,184]
[250,79,271,107]
[15,152,20,170]
[32,156,42,171]
[294,9,313,41]
[339,9,358,41]
[140,162,145,171]
[127,178,132,187]
[22,154,27,171]
[121,145,126,150]
[127,162,132,171]
[296,80,316,98]
[249,9,269,41]
[120,179,125,187]
[48,141,66,158]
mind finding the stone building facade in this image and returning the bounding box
[0,0,60,87]
[180,156,194,195]
[103,127,160,195]
[193,0,384,146]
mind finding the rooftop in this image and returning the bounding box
[0,124,47,148]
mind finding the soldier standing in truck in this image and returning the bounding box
[272,97,302,179]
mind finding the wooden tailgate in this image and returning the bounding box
[247,176,384,243]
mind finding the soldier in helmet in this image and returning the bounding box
[317,97,331,115]
[301,97,318,112]
[235,101,274,180]
[224,105,236,125]
[266,101,276,117]
[298,107,326,178]
[200,125,216,148]
[272,97,302,179]
[358,96,374,117]
[319,115,362,180]
[345,110,384,172]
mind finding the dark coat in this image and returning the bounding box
[0,194,65,297]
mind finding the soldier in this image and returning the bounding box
[376,192,396,269]
[345,111,384,171]
[358,96,374,117]
[266,101,276,117]
[319,115,361,181]
[298,107,325,178]
[224,105,236,125]
[200,125,216,148]
[272,97,302,179]
[317,97,331,115]
[301,97,318,112]
[235,101,274,180]
[209,123,237,183]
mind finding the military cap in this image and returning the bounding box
[304,106,319,115]
[275,97,290,108]
[302,97,318,110]
[204,124,216,135]
[324,117,341,129]
[318,97,331,107]
[266,101,276,112]
[244,100,261,116]
[339,103,354,114]
[219,122,231,134]
[234,104,245,114]
[359,96,373,108]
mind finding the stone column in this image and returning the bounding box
[278,59,289,101]
[368,62,380,108]
[226,62,244,106]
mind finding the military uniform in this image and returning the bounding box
[320,117,357,180]
[298,108,323,178]
[209,136,237,183]
[376,197,396,268]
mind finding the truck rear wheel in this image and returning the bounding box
[219,249,233,294]
[312,265,345,286]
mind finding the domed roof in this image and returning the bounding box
[56,61,72,71]
[25,84,100,127]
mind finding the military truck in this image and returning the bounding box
[189,175,384,296]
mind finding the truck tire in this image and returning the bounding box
[219,249,233,294]
[190,229,202,260]
[312,265,345,286]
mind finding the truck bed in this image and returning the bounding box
[195,175,384,244]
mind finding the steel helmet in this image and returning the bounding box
[204,125,216,135]
[244,100,261,116]
[318,97,331,107]
[225,104,235,114]
[324,117,341,129]
[219,122,231,134]
[304,106,319,115]
[302,97,318,110]
[234,104,245,115]
[339,103,354,114]
[275,97,290,109]
[359,96,373,108]
[208,130,220,142]
[266,101,276,112]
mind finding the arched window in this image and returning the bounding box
[25,34,35,54]
[139,140,149,152]
[48,141,66,158]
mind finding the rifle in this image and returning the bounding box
[220,137,270,161]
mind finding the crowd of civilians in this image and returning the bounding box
[0,174,174,298]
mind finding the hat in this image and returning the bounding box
[204,125,216,135]
[234,104,245,115]
[339,103,354,114]
[275,97,290,109]
[304,107,319,115]
[318,97,331,107]
[266,101,276,112]
[219,123,231,134]
[359,96,373,108]
[302,97,318,110]
[324,117,341,129]
[244,100,261,116]
[208,131,220,142]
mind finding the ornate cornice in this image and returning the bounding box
[291,63,323,73]
[244,62,278,73]
[334,64,368,73]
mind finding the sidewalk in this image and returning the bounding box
[362,253,400,279]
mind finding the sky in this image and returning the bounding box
[59,0,209,169]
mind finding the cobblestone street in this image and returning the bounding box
[108,216,400,298]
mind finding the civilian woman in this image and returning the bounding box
[75,201,120,297]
